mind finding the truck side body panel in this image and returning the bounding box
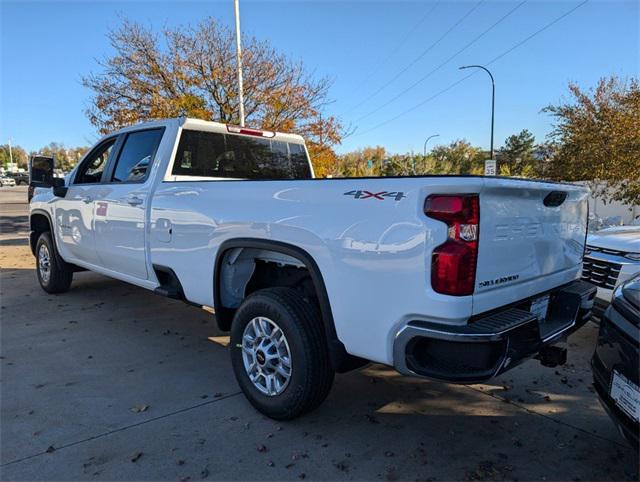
[149,175,586,365]
[149,177,477,364]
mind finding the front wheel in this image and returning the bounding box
[36,232,73,293]
[230,287,334,420]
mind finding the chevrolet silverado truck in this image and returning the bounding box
[29,117,596,419]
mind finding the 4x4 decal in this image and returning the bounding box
[344,190,406,201]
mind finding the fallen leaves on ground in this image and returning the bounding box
[130,452,143,463]
[130,404,149,413]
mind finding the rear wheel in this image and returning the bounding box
[36,232,73,293]
[230,287,334,420]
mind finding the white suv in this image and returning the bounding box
[582,226,640,321]
[0,176,16,187]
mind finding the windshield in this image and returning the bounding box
[172,129,312,180]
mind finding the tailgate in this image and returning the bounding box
[473,179,589,314]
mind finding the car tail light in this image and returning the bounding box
[424,194,479,296]
[226,125,276,138]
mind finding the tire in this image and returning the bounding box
[230,287,335,420]
[36,231,73,294]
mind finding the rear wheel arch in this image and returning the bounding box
[214,238,365,372]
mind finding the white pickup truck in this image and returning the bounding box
[29,117,596,419]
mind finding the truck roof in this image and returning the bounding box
[111,117,307,144]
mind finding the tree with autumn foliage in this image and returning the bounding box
[333,141,490,177]
[0,144,28,169]
[82,17,344,176]
[544,77,640,204]
[36,143,89,171]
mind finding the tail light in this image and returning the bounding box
[424,194,479,296]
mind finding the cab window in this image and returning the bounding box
[110,129,164,183]
[172,130,312,180]
[74,138,116,184]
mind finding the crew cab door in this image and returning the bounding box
[93,128,164,280]
[55,137,117,266]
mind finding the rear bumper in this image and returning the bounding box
[393,280,596,383]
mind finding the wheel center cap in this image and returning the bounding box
[256,350,266,365]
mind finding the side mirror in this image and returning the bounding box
[52,178,68,198]
[29,155,68,198]
[29,155,55,188]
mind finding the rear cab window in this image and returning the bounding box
[171,130,312,180]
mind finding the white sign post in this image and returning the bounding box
[484,159,497,176]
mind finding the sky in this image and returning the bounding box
[0,0,638,155]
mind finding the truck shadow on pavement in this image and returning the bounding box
[1,266,638,481]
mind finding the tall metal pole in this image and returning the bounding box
[459,65,495,159]
[8,137,13,165]
[233,0,245,127]
[414,133,439,174]
[423,134,440,157]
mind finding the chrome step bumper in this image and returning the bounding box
[393,280,597,383]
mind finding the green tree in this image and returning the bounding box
[431,140,486,175]
[498,129,537,176]
[543,76,640,204]
[332,146,386,177]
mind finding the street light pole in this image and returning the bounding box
[423,134,440,157]
[412,134,439,174]
[233,0,245,127]
[459,65,495,159]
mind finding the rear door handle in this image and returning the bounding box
[126,196,143,206]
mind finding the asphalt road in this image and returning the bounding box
[1,187,638,481]
[0,186,29,244]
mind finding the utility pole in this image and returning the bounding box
[233,0,245,127]
[8,137,14,165]
[459,65,495,160]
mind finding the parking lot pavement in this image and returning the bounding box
[1,191,638,481]
[0,186,29,245]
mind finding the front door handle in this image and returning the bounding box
[126,196,143,206]
[82,196,93,204]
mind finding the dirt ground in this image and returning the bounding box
[1,186,638,481]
